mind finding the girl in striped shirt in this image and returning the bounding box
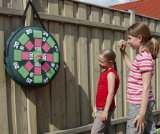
[120,23,159,134]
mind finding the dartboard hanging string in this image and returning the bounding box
[5,0,46,59]
[4,0,60,87]
[21,0,46,31]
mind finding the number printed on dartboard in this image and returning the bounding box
[5,26,60,87]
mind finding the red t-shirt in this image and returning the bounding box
[96,68,119,110]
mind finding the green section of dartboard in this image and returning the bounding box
[18,33,30,45]
[5,26,60,87]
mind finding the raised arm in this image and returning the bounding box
[119,40,132,69]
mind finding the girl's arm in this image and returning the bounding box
[120,40,132,69]
[134,71,152,133]
[121,51,132,69]
[100,72,115,121]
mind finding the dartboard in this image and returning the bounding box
[5,26,60,87]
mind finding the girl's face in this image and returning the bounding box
[98,54,112,69]
[127,35,142,50]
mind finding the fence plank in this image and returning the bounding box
[78,27,91,132]
[33,0,48,13]
[156,23,160,110]
[77,3,87,20]
[114,31,123,119]
[156,57,160,110]
[26,90,37,134]
[123,32,131,117]
[102,9,111,24]
[49,22,67,131]
[129,10,136,62]
[10,81,18,134]
[3,15,15,134]
[156,21,160,33]
[112,11,121,26]
[64,23,80,128]
[135,15,142,23]
[149,19,156,32]
[64,0,73,17]
[3,0,11,8]
[0,28,9,134]
[0,0,2,7]
[103,29,113,49]
[115,123,126,134]
[77,3,91,126]
[90,6,101,115]
[15,86,28,134]
[91,6,102,22]
[36,85,51,134]
[48,0,59,15]
[10,16,28,134]
[142,17,149,26]
[122,13,131,116]
[59,0,64,16]
[64,1,80,128]
[123,13,130,27]
[11,0,23,10]
[112,10,123,120]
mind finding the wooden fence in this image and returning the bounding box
[0,0,160,134]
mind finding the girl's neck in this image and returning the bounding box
[106,66,112,70]
[139,45,145,53]
[102,66,112,71]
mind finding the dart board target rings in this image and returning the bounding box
[5,26,60,87]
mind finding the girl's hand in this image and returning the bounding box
[92,111,96,119]
[92,106,97,119]
[100,111,108,121]
[133,114,146,133]
[119,40,127,52]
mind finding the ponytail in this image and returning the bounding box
[113,62,117,72]
[146,37,159,59]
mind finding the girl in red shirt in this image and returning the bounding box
[91,49,119,134]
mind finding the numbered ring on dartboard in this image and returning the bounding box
[4,26,60,87]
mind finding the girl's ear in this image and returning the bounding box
[138,35,143,42]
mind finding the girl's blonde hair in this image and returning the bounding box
[127,22,159,59]
[100,49,117,71]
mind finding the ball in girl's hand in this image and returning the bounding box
[117,40,123,47]
[114,40,123,49]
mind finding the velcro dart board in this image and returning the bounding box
[5,26,60,87]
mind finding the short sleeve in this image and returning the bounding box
[138,55,154,73]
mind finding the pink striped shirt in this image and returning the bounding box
[127,51,154,104]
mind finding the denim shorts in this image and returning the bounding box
[126,100,157,134]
